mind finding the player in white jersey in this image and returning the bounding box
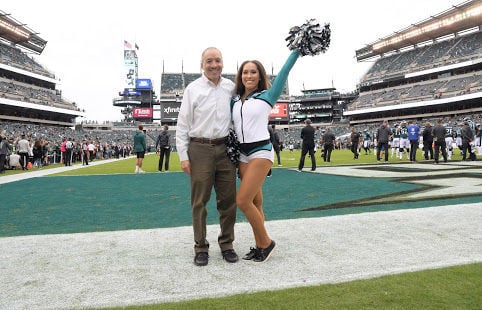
[362,129,372,155]
[391,124,400,158]
[398,121,410,160]
[474,123,481,155]
[445,126,454,160]
[455,127,462,153]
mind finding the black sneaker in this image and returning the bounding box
[253,240,276,263]
[222,249,239,263]
[242,247,257,260]
[194,252,209,266]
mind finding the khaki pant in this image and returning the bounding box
[188,141,237,253]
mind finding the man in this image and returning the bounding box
[269,124,282,166]
[88,141,96,162]
[266,125,278,177]
[398,121,409,160]
[398,121,410,159]
[475,124,482,155]
[349,127,361,159]
[422,121,434,160]
[362,129,372,155]
[176,47,238,266]
[155,125,171,172]
[432,119,447,164]
[321,128,335,162]
[16,134,30,170]
[64,138,73,166]
[461,120,474,161]
[133,125,147,173]
[376,120,392,162]
[81,140,89,165]
[407,120,420,162]
[445,126,454,160]
[0,135,9,173]
[391,123,400,158]
[8,152,21,169]
[297,119,316,171]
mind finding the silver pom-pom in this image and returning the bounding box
[286,19,331,56]
[226,129,240,165]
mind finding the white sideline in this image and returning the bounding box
[0,156,132,185]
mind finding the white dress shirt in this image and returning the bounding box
[176,74,234,161]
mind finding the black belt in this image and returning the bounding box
[190,136,227,145]
[239,139,271,154]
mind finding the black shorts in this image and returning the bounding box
[136,152,145,158]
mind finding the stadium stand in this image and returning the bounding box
[0,13,84,126]
[159,73,238,98]
[346,0,482,126]
[0,42,54,78]
[361,31,482,87]
[160,73,183,97]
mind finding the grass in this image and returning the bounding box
[2,146,468,177]
[106,263,482,309]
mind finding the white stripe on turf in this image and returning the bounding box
[0,203,481,309]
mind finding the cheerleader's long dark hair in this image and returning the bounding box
[234,60,270,97]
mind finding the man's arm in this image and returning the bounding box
[176,87,194,175]
[176,88,193,162]
[155,135,160,149]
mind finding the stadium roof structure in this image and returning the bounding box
[0,10,47,54]
[356,0,482,61]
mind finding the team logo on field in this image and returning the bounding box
[302,163,482,211]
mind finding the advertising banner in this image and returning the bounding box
[136,79,152,90]
[161,101,181,121]
[124,49,137,88]
[269,103,289,120]
[133,107,153,119]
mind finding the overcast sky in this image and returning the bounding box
[3,0,460,122]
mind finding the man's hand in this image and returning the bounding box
[181,160,191,175]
